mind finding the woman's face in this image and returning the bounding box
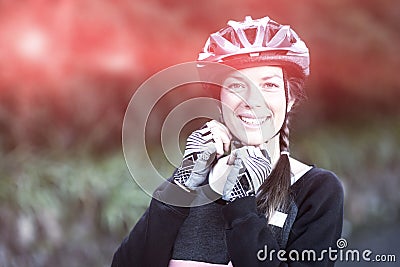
[220,65,289,146]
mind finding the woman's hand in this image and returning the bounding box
[204,120,232,157]
[222,146,272,202]
[174,120,232,191]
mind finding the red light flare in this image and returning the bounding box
[0,0,141,91]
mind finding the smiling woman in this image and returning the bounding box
[112,16,344,267]
[220,66,288,146]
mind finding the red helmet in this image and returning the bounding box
[198,16,310,76]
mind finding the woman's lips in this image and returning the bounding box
[237,115,270,127]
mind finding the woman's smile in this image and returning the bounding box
[236,113,271,128]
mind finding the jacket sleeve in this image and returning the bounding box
[222,170,344,267]
[111,179,196,267]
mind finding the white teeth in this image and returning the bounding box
[239,116,267,125]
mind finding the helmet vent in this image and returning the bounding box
[244,28,257,45]
[208,43,216,53]
[222,31,243,48]
[266,27,279,42]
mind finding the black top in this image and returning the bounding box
[111,167,344,267]
[172,200,229,263]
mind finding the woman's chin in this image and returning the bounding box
[227,123,274,146]
[235,134,266,146]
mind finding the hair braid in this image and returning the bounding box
[279,117,290,154]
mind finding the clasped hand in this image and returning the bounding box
[173,120,272,202]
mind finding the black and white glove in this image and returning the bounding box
[222,146,272,202]
[174,121,231,191]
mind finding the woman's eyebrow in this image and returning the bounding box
[227,74,282,81]
[226,75,246,81]
[261,74,282,80]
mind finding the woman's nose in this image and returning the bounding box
[243,85,263,108]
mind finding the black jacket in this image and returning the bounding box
[111,167,344,267]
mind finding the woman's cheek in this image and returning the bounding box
[262,92,286,113]
[221,92,242,114]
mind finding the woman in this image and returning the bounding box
[112,16,344,266]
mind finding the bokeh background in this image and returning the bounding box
[1,0,399,266]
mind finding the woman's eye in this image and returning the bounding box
[227,83,246,90]
[261,82,280,90]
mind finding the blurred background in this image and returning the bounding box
[1,0,399,266]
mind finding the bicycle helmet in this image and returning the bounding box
[198,16,310,76]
